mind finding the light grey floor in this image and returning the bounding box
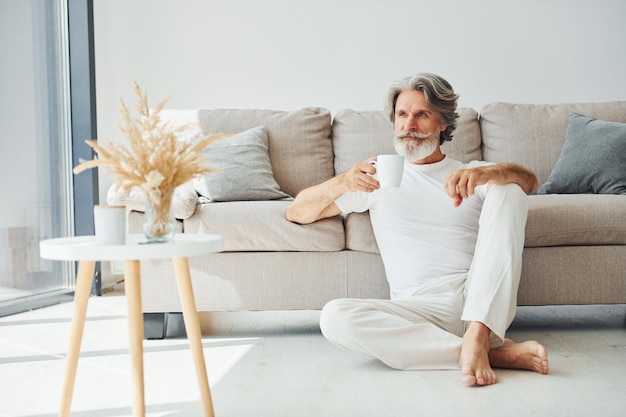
[1,291,625,417]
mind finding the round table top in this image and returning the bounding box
[39,234,223,261]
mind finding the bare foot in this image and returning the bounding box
[488,338,550,374]
[459,322,497,386]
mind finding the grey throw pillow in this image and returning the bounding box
[194,125,291,201]
[537,113,626,195]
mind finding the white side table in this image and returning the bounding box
[40,234,223,417]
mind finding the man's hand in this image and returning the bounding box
[445,167,490,207]
[341,158,380,193]
[444,164,538,207]
[286,157,379,224]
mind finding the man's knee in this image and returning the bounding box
[487,183,528,209]
[483,183,529,224]
[319,298,358,344]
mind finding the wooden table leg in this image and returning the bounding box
[59,260,95,417]
[124,260,145,417]
[172,256,215,417]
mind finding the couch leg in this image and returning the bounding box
[143,312,169,339]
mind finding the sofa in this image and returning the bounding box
[107,102,626,339]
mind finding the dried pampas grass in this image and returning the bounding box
[74,82,224,238]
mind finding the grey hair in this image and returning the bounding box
[384,73,460,144]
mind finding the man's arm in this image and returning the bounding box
[444,163,538,207]
[286,160,379,224]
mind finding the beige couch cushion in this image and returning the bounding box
[345,212,379,254]
[525,194,626,247]
[480,101,626,185]
[197,108,333,198]
[346,194,626,253]
[332,107,482,175]
[183,200,345,252]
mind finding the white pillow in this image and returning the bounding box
[106,180,198,219]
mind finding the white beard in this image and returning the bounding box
[393,130,440,162]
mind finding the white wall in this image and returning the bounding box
[93,0,626,197]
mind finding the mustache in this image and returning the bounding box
[395,130,433,140]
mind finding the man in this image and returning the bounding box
[285,73,549,386]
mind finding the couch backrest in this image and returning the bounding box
[332,108,482,175]
[197,107,334,197]
[480,101,626,186]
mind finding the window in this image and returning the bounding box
[0,0,96,315]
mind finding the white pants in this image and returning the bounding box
[319,184,528,370]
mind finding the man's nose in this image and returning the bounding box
[405,115,418,131]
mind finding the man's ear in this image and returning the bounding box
[440,123,447,132]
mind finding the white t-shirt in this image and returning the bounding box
[336,156,491,300]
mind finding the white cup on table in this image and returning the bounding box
[93,205,126,244]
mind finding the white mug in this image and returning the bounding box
[375,154,404,187]
[93,205,126,244]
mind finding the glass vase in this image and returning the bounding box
[143,194,176,243]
